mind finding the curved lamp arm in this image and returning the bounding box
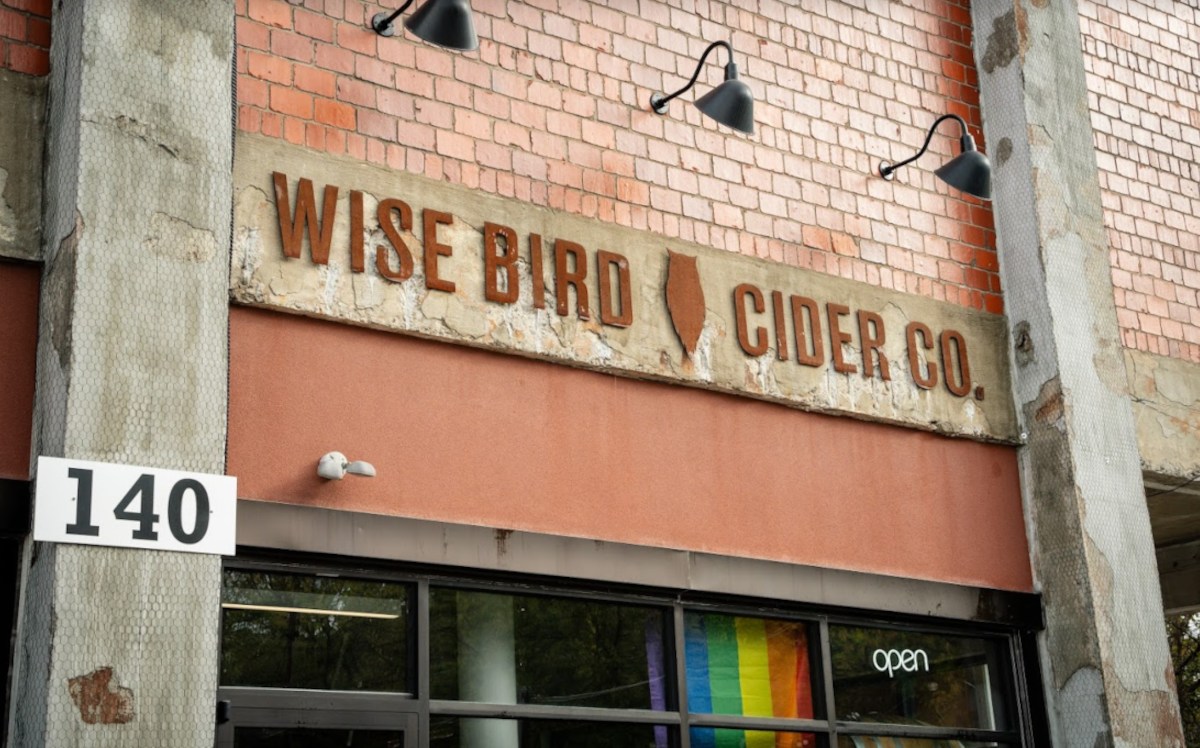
[651,40,734,113]
[372,0,417,35]
[879,113,974,180]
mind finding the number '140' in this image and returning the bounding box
[66,468,211,545]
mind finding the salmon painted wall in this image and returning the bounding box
[0,263,39,479]
[228,306,1032,592]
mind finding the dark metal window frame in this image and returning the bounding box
[214,688,421,747]
[218,555,1036,747]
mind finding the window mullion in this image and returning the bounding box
[416,578,431,744]
[673,602,692,748]
[819,617,837,745]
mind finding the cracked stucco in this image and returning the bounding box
[232,134,1019,442]
[973,0,1184,744]
[1126,349,1200,480]
[0,69,46,262]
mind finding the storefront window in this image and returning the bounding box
[233,728,405,748]
[836,740,1009,748]
[429,587,670,710]
[220,570,411,691]
[829,625,1012,732]
[689,728,818,748]
[218,566,1030,747]
[684,612,817,722]
[430,717,675,748]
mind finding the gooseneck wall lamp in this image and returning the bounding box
[371,0,478,51]
[650,40,755,135]
[879,114,992,200]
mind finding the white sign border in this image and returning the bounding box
[33,456,237,556]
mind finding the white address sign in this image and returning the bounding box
[34,457,237,555]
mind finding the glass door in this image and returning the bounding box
[215,688,419,748]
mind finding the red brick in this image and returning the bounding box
[237,75,269,108]
[964,268,990,291]
[283,116,305,145]
[230,0,1011,315]
[494,121,531,149]
[394,67,434,99]
[26,16,47,47]
[247,50,291,84]
[305,122,326,150]
[294,64,335,96]
[271,29,314,62]
[336,21,376,55]
[237,18,271,51]
[248,0,292,30]
[314,97,355,129]
[475,142,512,170]
[350,110,390,141]
[295,9,335,42]
[974,249,1000,272]
[376,36,414,67]
[455,110,491,140]
[454,57,491,88]
[404,122,437,152]
[315,42,354,74]
[436,130,474,161]
[0,9,25,42]
[325,127,346,155]
[354,54,393,86]
[269,85,312,117]
[802,226,832,252]
[414,46,453,77]
[336,75,375,107]
[531,131,567,160]
[3,0,50,17]
[260,110,282,138]
[433,78,472,108]
[238,105,261,134]
[8,43,46,75]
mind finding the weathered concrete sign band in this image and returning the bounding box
[233,135,1018,442]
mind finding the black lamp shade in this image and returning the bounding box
[935,149,992,200]
[694,78,755,135]
[404,0,478,51]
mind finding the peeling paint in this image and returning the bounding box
[46,213,84,373]
[995,137,1014,168]
[231,135,1020,443]
[972,0,1186,742]
[0,167,17,243]
[1125,349,1200,486]
[1035,390,1063,424]
[0,68,46,262]
[1014,320,1035,367]
[981,11,1019,74]
[66,667,135,725]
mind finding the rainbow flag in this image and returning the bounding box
[686,614,815,748]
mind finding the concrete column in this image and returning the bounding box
[457,591,519,748]
[11,1,233,745]
[971,1,1184,745]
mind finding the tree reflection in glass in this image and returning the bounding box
[429,588,670,711]
[221,570,411,691]
[430,717,672,748]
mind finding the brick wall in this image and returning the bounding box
[236,0,1002,313]
[1079,0,1200,363]
[0,0,49,76]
